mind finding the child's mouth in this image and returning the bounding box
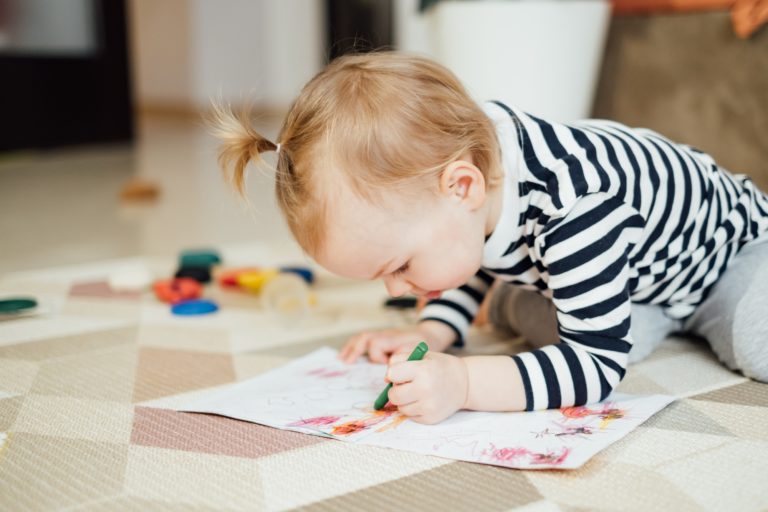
[425,290,442,300]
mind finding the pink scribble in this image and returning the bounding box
[484,446,530,463]
[306,368,349,379]
[288,415,341,427]
[320,370,348,378]
[481,443,571,467]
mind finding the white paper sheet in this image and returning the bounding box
[181,347,674,469]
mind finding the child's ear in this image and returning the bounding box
[439,158,487,209]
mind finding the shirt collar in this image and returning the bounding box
[481,101,529,266]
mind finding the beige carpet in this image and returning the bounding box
[0,256,766,511]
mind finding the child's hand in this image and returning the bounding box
[338,328,427,365]
[338,320,457,365]
[385,351,469,424]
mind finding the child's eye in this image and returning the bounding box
[391,262,410,277]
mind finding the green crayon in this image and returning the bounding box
[373,341,429,410]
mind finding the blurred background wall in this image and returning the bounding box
[2,0,765,181]
[125,0,765,183]
[129,0,325,113]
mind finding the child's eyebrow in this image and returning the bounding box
[371,259,393,280]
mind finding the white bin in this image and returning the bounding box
[396,0,612,122]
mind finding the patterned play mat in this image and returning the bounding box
[1,251,766,511]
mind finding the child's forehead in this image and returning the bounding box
[333,187,438,242]
[320,148,437,202]
[315,224,402,280]
[323,192,429,250]
[326,196,412,244]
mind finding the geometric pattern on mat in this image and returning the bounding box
[1,259,766,511]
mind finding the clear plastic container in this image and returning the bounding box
[260,272,313,318]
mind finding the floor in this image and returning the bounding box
[0,113,294,275]
[1,115,767,511]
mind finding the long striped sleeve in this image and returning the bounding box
[511,193,644,410]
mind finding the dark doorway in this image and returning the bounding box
[326,0,394,61]
[0,0,133,151]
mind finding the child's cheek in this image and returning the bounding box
[417,262,470,292]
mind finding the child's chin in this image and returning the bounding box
[432,265,483,293]
[442,275,478,292]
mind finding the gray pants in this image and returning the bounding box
[488,234,768,382]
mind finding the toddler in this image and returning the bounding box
[213,52,768,425]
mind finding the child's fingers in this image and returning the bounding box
[347,336,370,363]
[337,337,356,361]
[337,340,351,360]
[339,334,369,364]
[367,337,402,363]
[388,343,419,365]
[389,346,413,364]
[367,342,388,364]
[386,382,418,407]
[386,360,421,384]
[396,401,423,419]
[388,352,408,365]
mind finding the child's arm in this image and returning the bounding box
[510,193,645,411]
[462,355,527,412]
[386,351,527,423]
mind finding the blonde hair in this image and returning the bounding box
[212,51,502,255]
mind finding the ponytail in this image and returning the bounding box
[209,100,279,197]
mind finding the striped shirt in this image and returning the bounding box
[420,101,768,411]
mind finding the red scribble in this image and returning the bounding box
[560,402,627,429]
[375,403,399,415]
[288,415,341,427]
[560,405,595,419]
[331,421,368,435]
[329,407,395,436]
[331,415,386,435]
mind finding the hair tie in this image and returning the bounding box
[275,143,281,154]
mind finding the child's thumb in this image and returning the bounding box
[387,343,416,365]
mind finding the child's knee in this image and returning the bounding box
[488,284,519,336]
[732,279,768,382]
[627,304,679,364]
[733,338,768,383]
[488,285,558,346]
